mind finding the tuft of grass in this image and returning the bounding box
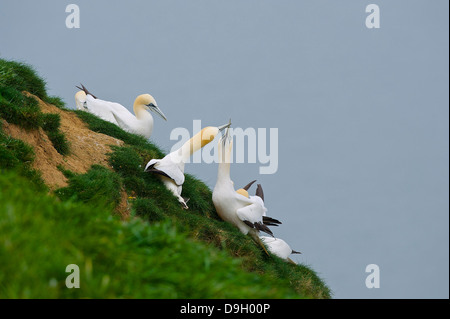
[0,58,66,108]
[46,131,70,156]
[0,58,70,154]
[41,113,70,155]
[0,86,42,130]
[0,59,47,100]
[0,171,306,298]
[55,165,122,210]
[0,125,47,192]
[45,96,66,109]
[41,113,61,131]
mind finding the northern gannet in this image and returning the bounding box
[259,236,301,264]
[145,121,232,209]
[212,127,279,254]
[76,84,167,139]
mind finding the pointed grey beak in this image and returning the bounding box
[218,119,231,133]
[149,104,168,121]
[220,125,232,146]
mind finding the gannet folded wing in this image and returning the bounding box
[236,202,273,236]
[85,94,119,125]
[145,157,185,186]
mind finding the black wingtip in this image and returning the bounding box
[263,216,282,226]
[242,180,257,191]
[256,184,264,202]
[292,250,302,254]
[255,222,274,237]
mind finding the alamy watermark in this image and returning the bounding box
[65,264,80,288]
[170,120,278,175]
[365,264,380,288]
[365,4,380,29]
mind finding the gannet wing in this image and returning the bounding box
[85,95,119,125]
[236,203,273,236]
[145,158,185,186]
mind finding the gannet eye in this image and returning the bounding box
[147,103,156,108]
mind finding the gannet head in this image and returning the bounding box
[135,94,167,121]
[195,120,232,149]
[75,90,87,110]
[236,180,256,198]
[236,188,250,198]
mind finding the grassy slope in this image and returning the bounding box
[0,58,331,298]
[0,172,303,298]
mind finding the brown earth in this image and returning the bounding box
[1,92,131,218]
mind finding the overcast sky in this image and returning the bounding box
[0,0,448,298]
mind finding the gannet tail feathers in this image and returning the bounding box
[243,220,274,237]
[262,216,282,227]
[76,83,97,99]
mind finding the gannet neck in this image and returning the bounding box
[178,126,219,162]
[216,139,233,183]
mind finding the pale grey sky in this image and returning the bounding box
[0,0,448,298]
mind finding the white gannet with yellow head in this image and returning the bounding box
[212,127,279,254]
[259,236,301,264]
[145,121,232,209]
[76,84,167,139]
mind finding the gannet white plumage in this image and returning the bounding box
[212,127,280,254]
[259,236,301,263]
[145,121,232,209]
[76,84,167,139]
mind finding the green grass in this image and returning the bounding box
[0,171,307,298]
[55,165,122,211]
[0,58,70,155]
[0,58,66,108]
[0,86,42,130]
[73,110,165,158]
[41,113,70,155]
[0,122,47,192]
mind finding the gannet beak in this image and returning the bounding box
[218,119,232,133]
[149,104,168,121]
[220,126,232,146]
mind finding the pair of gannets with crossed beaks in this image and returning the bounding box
[213,128,301,261]
[75,84,167,139]
[144,121,232,209]
[237,180,302,263]
[212,127,284,255]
